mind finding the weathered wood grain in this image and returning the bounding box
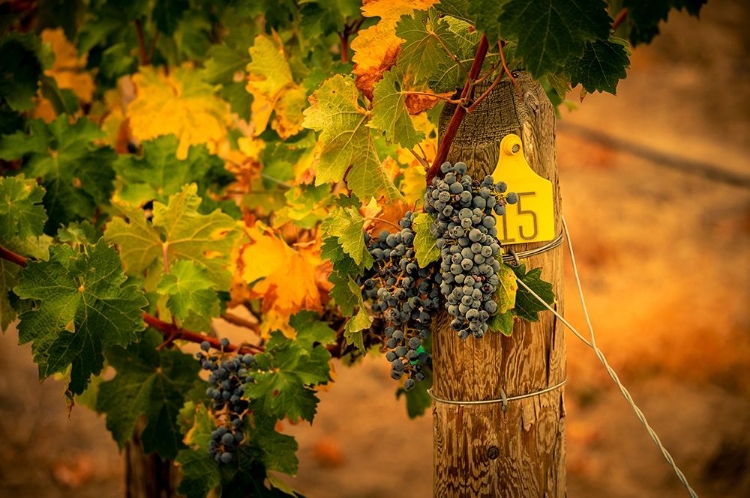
[433,73,566,497]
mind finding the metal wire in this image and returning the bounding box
[513,216,700,498]
[427,378,566,410]
[500,231,564,264]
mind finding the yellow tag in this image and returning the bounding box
[491,134,555,245]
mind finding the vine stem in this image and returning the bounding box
[401,91,463,105]
[426,34,490,184]
[0,245,27,267]
[134,19,149,65]
[612,8,629,31]
[143,313,264,354]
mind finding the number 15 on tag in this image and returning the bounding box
[491,134,556,245]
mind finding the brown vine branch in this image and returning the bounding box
[339,17,365,64]
[426,34,490,184]
[612,8,629,31]
[147,31,159,64]
[0,245,28,268]
[221,311,261,334]
[134,19,149,65]
[401,91,463,105]
[143,313,265,354]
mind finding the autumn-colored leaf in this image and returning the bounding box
[246,33,306,139]
[350,0,439,98]
[127,65,231,159]
[239,225,329,338]
[33,29,94,122]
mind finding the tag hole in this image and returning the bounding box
[511,144,520,154]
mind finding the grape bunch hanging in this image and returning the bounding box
[426,161,517,339]
[360,161,518,389]
[197,339,255,464]
[358,211,438,391]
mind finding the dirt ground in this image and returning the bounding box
[1,1,749,497]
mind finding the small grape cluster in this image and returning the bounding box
[359,211,438,390]
[197,338,255,464]
[425,161,517,339]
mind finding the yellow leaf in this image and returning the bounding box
[127,65,231,159]
[239,226,327,339]
[41,28,95,103]
[245,33,306,139]
[350,0,439,97]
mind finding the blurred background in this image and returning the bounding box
[1,1,748,497]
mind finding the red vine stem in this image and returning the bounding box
[612,8,629,31]
[0,245,28,267]
[426,34,490,184]
[134,19,149,65]
[143,313,264,354]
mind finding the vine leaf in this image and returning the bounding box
[303,74,402,201]
[0,33,47,112]
[244,315,333,422]
[14,240,148,395]
[321,206,373,268]
[512,263,555,322]
[97,329,200,459]
[0,116,116,233]
[127,65,231,160]
[350,0,439,97]
[488,310,514,336]
[395,9,454,83]
[412,213,440,267]
[246,33,307,139]
[499,0,612,77]
[623,0,707,46]
[157,260,219,331]
[370,70,424,149]
[153,0,189,36]
[113,134,231,207]
[343,278,371,352]
[566,37,631,94]
[105,184,239,291]
[240,226,327,335]
[175,449,220,498]
[427,15,483,92]
[495,262,519,315]
[0,175,47,239]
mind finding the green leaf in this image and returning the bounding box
[511,264,555,322]
[113,135,230,207]
[623,0,707,46]
[203,44,252,85]
[39,75,79,116]
[0,175,47,240]
[0,34,45,112]
[0,259,21,332]
[488,310,514,336]
[0,116,116,233]
[412,213,440,267]
[176,449,221,498]
[328,271,359,316]
[153,0,189,36]
[288,311,337,349]
[499,0,612,77]
[97,329,200,459]
[157,260,219,331]
[104,184,239,291]
[396,366,433,418]
[566,37,630,94]
[14,240,148,394]
[219,81,253,121]
[248,416,299,475]
[395,9,455,84]
[370,70,424,149]
[343,277,371,352]
[427,16,482,92]
[468,0,509,41]
[299,0,361,40]
[302,75,402,201]
[245,327,332,423]
[321,206,373,268]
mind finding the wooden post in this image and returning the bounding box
[432,74,566,497]
[125,420,179,498]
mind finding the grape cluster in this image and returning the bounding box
[359,211,437,390]
[425,161,517,339]
[197,338,255,464]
